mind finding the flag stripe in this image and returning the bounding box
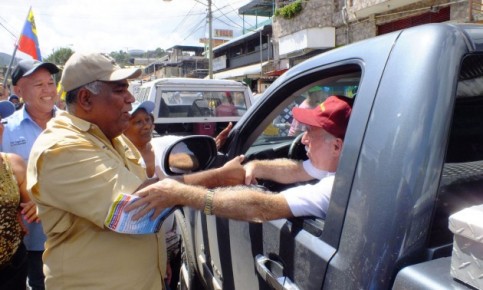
[17,8,42,60]
[21,22,37,40]
[18,37,40,60]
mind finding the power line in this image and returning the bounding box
[212,15,242,29]
[183,16,206,41]
[212,3,243,29]
[171,2,203,34]
[0,14,19,33]
[227,3,260,23]
[0,20,18,41]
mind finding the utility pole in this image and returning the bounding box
[208,0,213,79]
[165,0,213,78]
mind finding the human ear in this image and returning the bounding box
[333,138,343,156]
[77,88,94,112]
[13,85,21,97]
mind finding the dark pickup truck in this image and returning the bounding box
[166,23,483,290]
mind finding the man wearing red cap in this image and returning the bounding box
[126,95,352,222]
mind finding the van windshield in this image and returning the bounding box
[157,90,248,118]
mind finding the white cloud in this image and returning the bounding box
[0,0,264,59]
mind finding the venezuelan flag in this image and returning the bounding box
[18,8,42,60]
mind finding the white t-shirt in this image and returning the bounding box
[281,159,335,219]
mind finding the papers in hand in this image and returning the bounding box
[105,193,174,234]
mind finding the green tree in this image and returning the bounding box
[153,48,165,58]
[45,47,75,66]
[108,48,168,67]
[109,50,131,67]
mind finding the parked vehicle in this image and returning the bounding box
[134,78,253,136]
[163,23,483,290]
[128,79,143,98]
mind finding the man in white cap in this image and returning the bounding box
[2,58,60,290]
[27,52,167,289]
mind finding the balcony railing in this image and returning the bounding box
[226,48,272,69]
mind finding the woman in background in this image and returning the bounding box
[0,100,39,290]
[0,151,39,289]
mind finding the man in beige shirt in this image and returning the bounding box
[27,52,167,289]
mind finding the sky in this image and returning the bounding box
[0,0,265,60]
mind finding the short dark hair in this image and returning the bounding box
[65,81,102,106]
[65,88,80,105]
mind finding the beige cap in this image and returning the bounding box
[61,52,142,92]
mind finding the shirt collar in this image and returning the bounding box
[20,105,58,123]
[55,110,92,132]
[54,111,135,159]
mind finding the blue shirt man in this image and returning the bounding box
[2,105,57,249]
[2,59,59,290]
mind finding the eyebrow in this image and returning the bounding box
[104,81,129,88]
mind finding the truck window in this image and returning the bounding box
[246,68,361,236]
[136,87,149,103]
[430,53,483,256]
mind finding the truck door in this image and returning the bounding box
[201,58,385,289]
[192,25,401,288]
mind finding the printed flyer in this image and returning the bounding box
[105,193,174,234]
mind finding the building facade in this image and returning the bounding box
[211,25,274,93]
[197,0,481,92]
[270,0,481,73]
[144,45,209,79]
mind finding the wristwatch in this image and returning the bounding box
[204,189,215,215]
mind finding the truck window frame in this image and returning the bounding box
[242,63,364,237]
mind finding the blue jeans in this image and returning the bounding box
[27,251,45,290]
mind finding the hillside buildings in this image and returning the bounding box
[142,0,480,94]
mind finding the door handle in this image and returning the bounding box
[255,254,300,290]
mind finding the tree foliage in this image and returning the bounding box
[275,0,303,19]
[45,47,168,68]
[110,48,167,67]
[109,50,132,67]
[150,48,167,58]
[45,47,75,66]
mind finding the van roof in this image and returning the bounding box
[140,78,247,87]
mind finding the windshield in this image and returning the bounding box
[156,89,248,118]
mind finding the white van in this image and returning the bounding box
[135,78,253,136]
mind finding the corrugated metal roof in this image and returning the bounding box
[238,0,274,17]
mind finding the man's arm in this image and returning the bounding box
[244,158,313,185]
[127,178,293,223]
[0,122,5,150]
[29,141,144,229]
[214,122,233,149]
[172,155,246,188]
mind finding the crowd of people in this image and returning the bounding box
[0,52,352,289]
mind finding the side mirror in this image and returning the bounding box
[162,135,217,176]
